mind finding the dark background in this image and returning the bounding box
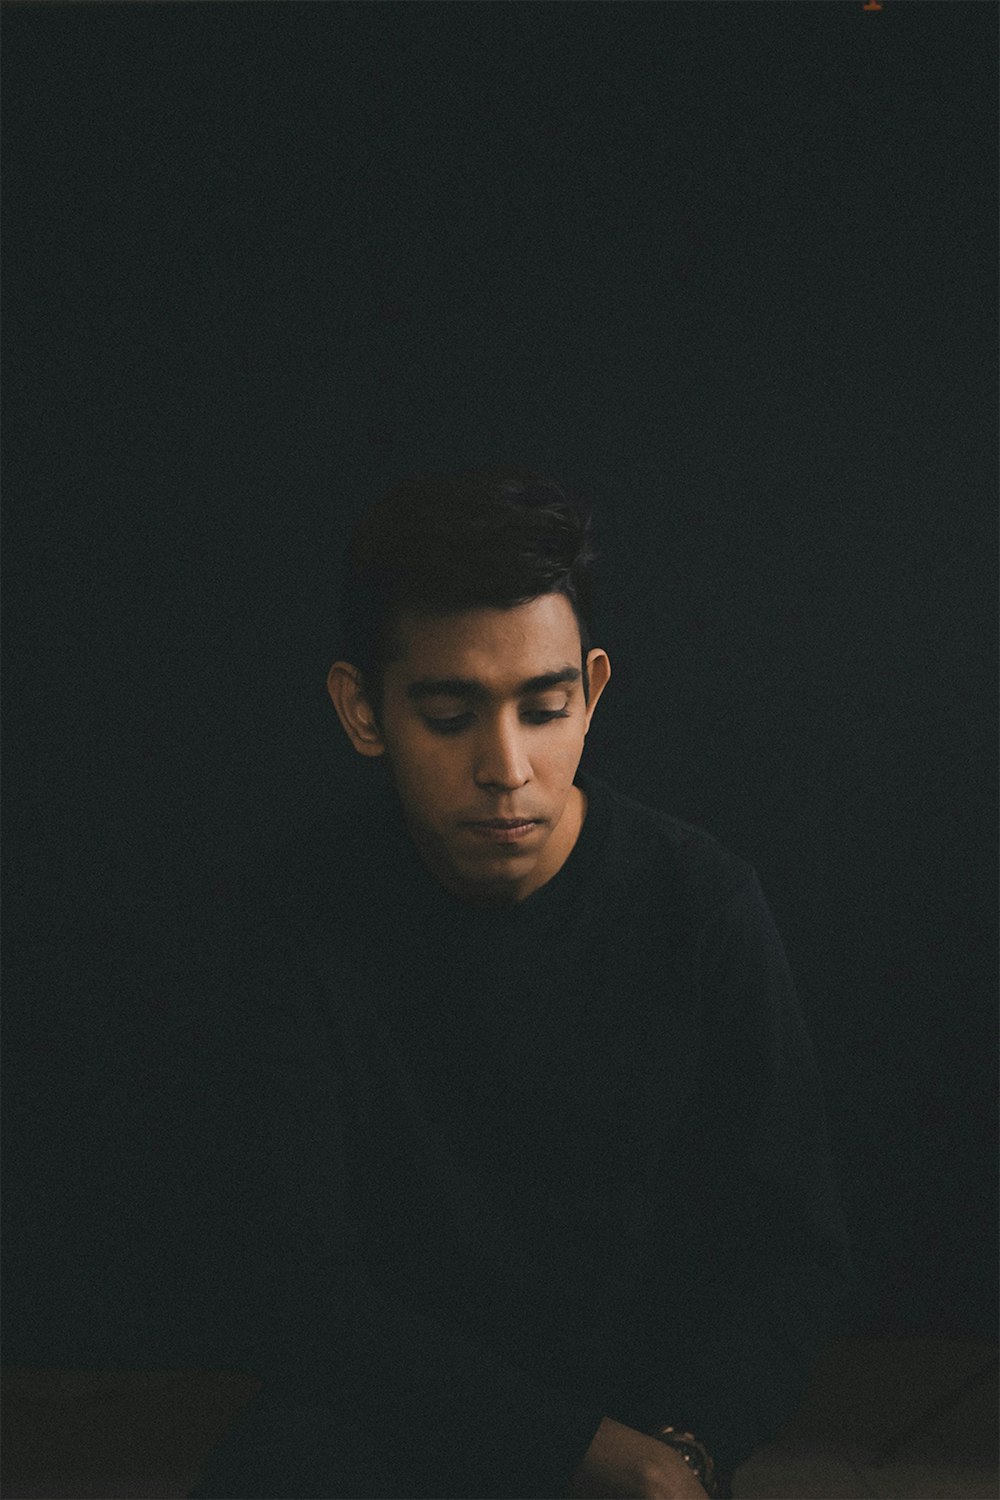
[3,0,997,1369]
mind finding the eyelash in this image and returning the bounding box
[423,710,571,736]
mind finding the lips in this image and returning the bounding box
[472,819,538,828]
[464,818,540,845]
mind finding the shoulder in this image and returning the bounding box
[582,770,759,934]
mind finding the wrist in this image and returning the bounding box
[651,1425,718,1497]
[568,1416,697,1499]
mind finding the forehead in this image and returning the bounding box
[389,594,582,687]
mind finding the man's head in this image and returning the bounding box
[327,467,611,905]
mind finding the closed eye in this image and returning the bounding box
[422,709,570,735]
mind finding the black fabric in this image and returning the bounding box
[191,766,852,1498]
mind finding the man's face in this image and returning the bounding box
[371,593,610,906]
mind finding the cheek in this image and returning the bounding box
[398,734,465,796]
[548,725,586,765]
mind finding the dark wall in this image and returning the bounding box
[3,1,996,1365]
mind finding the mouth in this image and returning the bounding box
[472,818,539,829]
[464,818,540,844]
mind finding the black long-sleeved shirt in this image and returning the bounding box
[204,766,852,1498]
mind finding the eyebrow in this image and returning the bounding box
[405,666,581,704]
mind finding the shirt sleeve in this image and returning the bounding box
[207,912,606,1500]
[637,870,855,1484]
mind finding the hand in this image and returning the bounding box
[567,1416,709,1499]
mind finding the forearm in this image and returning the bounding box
[254,1217,606,1499]
[632,1252,852,1482]
[215,976,606,1499]
[661,871,855,1475]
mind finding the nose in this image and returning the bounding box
[472,710,531,792]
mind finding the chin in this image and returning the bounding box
[461,873,528,907]
[454,842,537,881]
[458,848,536,879]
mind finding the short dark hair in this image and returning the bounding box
[337,466,598,727]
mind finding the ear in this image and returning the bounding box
[583,648,611,731]
[326,661,387,758]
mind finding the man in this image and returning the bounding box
[190,468,851,1499]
